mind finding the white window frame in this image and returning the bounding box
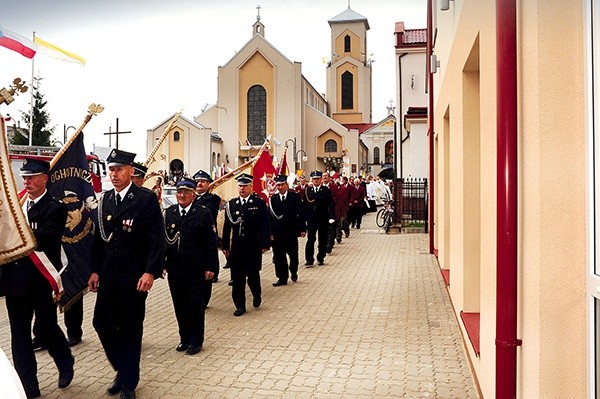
[586,0,600,397]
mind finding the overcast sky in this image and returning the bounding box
[1,0,426,158]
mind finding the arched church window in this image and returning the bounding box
[173,131,180,142]
[374,147,380,164]
[341,71,353,110]
[325,139,338,153]
[344,35,351,52]
[385,140,394,164]
[247,85,267,145]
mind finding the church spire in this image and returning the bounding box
[252,4,265,37]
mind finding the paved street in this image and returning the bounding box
[0,212,479,398]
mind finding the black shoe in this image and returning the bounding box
[356,225,360,229]
[228,280,233,286]
[223,262,230,269]
[68,337,81,347]
[120,389,136,399]
[233,308,246,316]
[304,261,314,267]
[186,345,201,355]
[253,296,262,308]
[291,273,298,282]
[107,377,121,396]
[336,238,342,244]
[272,279,287,287]
[58,360,74,388]
[212,276,218,283]
[317,260,324,266]
[326,248,332,254]
[32,338,46,352]
[176,343,189,352]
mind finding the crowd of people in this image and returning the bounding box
[0,148,393,399]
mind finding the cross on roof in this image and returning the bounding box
[256,4,261,21]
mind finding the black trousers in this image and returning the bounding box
[33,294,84,343]
[305,221,329,263]
[168,274,206,348]
[272,236,299,281]
[64,298,84,340]
[6,293,73,394]
[348,206,364,228]
[93,286,147,391]
[230,266,261,310]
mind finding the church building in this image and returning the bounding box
[147,6,383,179]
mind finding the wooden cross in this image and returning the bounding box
[103,118,131,149]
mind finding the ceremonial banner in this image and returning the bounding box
[210,163,252,235]
[252,150,277,202]
[47,132,97,310]
[0,114,36,265]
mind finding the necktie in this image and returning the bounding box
[241,198,246,205]
[28,200,34,211]
[116,193,122,207]
[181,209,186,218]
[281,195,285,201]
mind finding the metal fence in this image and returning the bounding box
[394,178,428,232]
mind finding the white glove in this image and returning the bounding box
[328,219,335,224]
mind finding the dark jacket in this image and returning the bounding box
[305,185,336,227]
[194,192,221,229]
[92,184,165,288]
[0,192,67,296]
[164,203,219,277]
[221,193,270,272]
[268,190,306,239]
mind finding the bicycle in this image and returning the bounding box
[376,199,395,232]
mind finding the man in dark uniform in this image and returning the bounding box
[321,172,339,253]
[88,149,164,399]
[0,158,74,399]
[268,175,306,286]
[164,178,218,355]
[221,173,270,316]
[193,169,222,294]
[131,162,147,187]
[304,171,335,267]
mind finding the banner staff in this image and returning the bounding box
[20,103,104,206]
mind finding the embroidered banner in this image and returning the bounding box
[0,114,36,265]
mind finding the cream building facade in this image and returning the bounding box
[430,0,591,397]
[191,9,378,178]
[147,7,388,179]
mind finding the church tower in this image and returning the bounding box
[326,7,372,124]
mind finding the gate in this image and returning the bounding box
[394,178,428,233]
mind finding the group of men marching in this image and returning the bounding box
[0,147,382,399]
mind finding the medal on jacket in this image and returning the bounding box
[123,219,133,232]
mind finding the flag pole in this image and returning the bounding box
[143,110,182,168]
[28,31,35,146]
[210,135,271,190]
[20,103,104,206]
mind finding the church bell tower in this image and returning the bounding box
[326,7,372,124]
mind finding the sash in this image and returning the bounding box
[28,251,63,302]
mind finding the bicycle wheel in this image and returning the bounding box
[384,211,392,233]
[376,208,386,227]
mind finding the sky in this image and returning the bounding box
[1,0,426,159]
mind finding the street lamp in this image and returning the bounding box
[64,124,76,143]
[296,149,308,169]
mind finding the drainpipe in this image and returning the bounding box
[496,0,521,398]
[427,0,435,254]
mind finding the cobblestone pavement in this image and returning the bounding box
[0,211,479,398]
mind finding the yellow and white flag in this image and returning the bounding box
[34,35,85,66]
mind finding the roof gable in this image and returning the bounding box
[328,8,370,30]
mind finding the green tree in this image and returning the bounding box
[11,76,55,146]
